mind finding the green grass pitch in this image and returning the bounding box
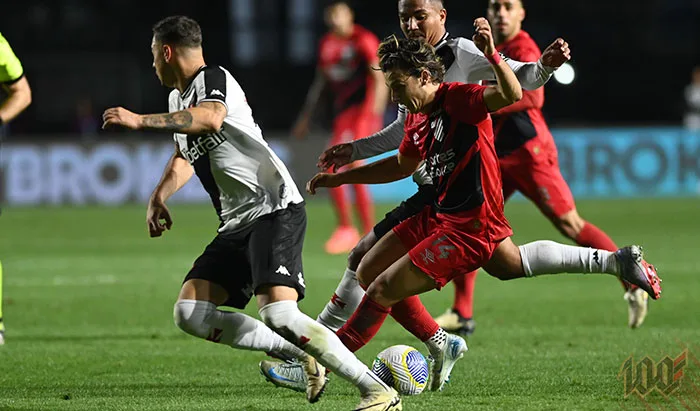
[0,198,698,410]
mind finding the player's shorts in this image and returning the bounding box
[373,184,436,239]
[331,105,383,146]
[183,202,307,309]
[393,206,512,289]
[499,136,576,219]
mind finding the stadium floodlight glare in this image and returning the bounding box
[554,62,575,85]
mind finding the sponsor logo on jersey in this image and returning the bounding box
[180,133,227,163]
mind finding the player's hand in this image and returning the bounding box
[540,38,571,68]
[102,107,143,130]
[306,172,341,195]
[291,116,310,140]
[317,143,353,171]
[472,18,497,57]
[146,197,173,237]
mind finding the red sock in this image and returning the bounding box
[452,271,477,319]
[390,295,440,342]
[352,184,375,233]
[575,221,631,291]
[336,295,390,352]
[329,186,352,227]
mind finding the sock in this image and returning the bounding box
[452,271,477,319]
[575,222,632,291]
[173,299,305,360]
[336,295,391,353]
[316,268,365,332]
[353,184,375,233]
[259,300,390,394]
[329,186,352,227]
[425,328,448,357]
[519,240,619,277]
[390,295,440,341]
[0,259,4,333]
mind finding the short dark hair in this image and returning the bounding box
[378,35,445,83]
[152,16,202,48]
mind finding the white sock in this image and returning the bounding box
[259,300,390,394]
[173,299,306,360]
[519,240,619,277]
[424,328,447,357]
[316,268,365,332]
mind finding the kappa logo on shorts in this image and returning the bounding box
[297,272,306,288]
[276,265,291,276]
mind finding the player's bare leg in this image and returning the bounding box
[482,238,661,300]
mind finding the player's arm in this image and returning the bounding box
[292,69,326,139]
[359,33,389,116]
[0,34,32,124]
[102,101,226,134]
[492,46,544,115]
[317,106,407,171]
[473,19,522,112]
[461,36,569,90]
[146,144,195,237]
[307,152,420,194]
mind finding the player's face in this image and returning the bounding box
[398,0,447,47]
[151,37,175,87]
[385,70,430,114]
[487,0,524,42]
[324,3,354,36]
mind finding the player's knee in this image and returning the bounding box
[173,299,215,339]
[258,301,296,336]
[554,211,585,240]
[365,278,388,302]
[348,232,376,270]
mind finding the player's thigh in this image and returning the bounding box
[348,230,378,271]
[356,229,410,287]
[180,235,253,307]
[366,254,438,306]
[248,203,308,308]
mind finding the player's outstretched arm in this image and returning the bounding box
[102,101,226,134]
[147,145,194,237]
[0,76,32,124]
[472,18,522,112]
[307,152,419,194]
[291,70,326,139]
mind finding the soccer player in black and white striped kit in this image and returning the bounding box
[102,15,401,411]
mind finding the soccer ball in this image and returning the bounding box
[371,345,429,395]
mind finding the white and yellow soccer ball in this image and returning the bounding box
[371,345,429,395]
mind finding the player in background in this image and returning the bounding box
[0,32,33,345]
[291,1,389,255]
[260,0,571,392]
[306,30,661,389]
[102,16,401,410]
[433,0,648,333]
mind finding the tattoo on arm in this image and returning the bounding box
[141,111,194,131]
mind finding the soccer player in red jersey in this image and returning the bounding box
[292,1,389,255]
[434,0,649,333]
[306,23,661,391]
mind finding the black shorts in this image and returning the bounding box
[184,202,307,309]
[372,184,437,239]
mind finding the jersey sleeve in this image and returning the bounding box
[194,66,228,110]
[0,33,24,84]
[356,30,381,65]
[445,84,489,125]
[398,133,421,159]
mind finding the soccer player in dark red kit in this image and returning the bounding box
[305,23,661,392]
[434,0,650,333]
[292,0,389,255]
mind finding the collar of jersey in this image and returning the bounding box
[180,65,207,98]
[434,32,450,50]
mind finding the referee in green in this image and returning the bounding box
[0,32,32,345]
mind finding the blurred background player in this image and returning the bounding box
[291,1,389,254]
[434,0,649,333]
[684,66,700,130]
[0,32,33,345]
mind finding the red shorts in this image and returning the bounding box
[392,207,512,289]
[499,136,575,219]
[331,105,383,146]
